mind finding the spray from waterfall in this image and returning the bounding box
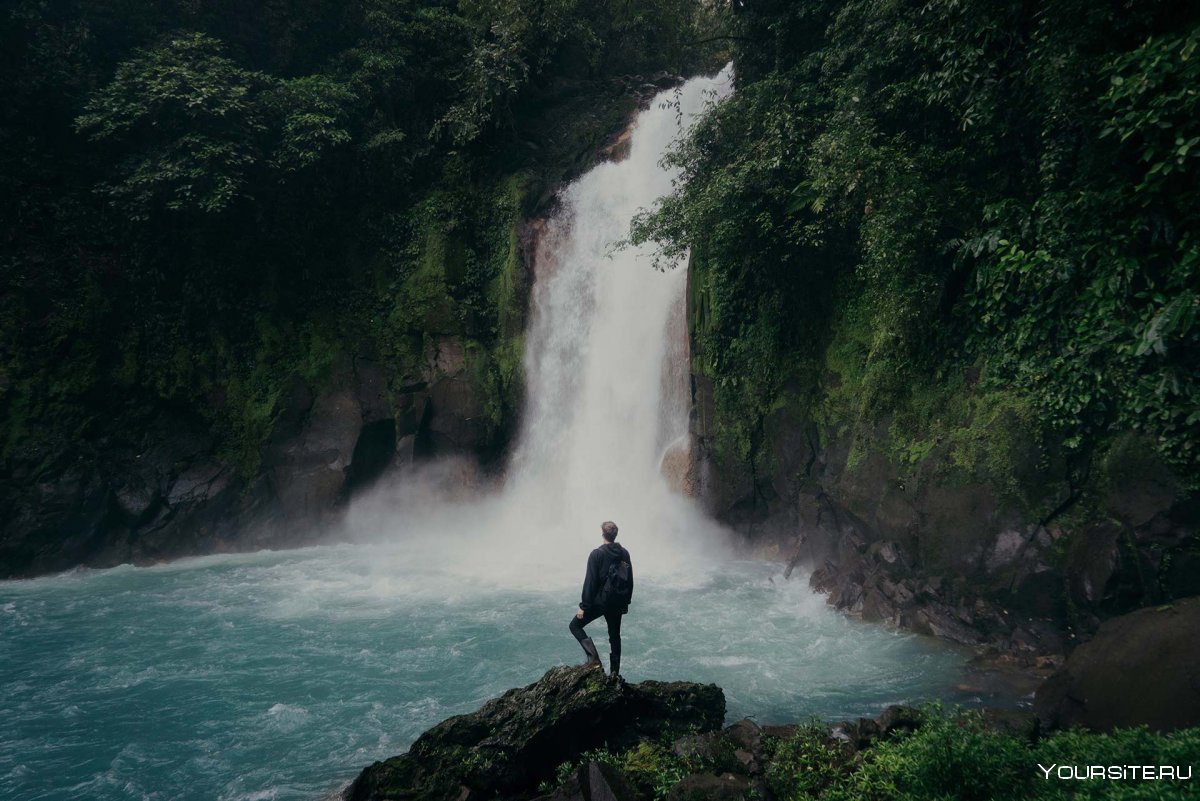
[344,67,736,588]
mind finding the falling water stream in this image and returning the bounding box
[1,69,1004,801]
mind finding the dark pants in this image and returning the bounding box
[569,608,622,657]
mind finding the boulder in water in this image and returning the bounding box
[345,666,725,801]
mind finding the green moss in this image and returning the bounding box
[688,245,801,470]
[216,369,284,479]
[488,173,529,338]
[391,218,460,334]
[1094,431,1181,498]
[204,321,342,480]
[465,333,525,447]
[804,280,1063,517]
[622,742,691,800]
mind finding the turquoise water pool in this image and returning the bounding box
[1,544,992,801]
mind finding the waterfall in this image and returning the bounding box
[503,67,734,563]
[345,67,735,586]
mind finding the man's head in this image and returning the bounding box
[601,521,618,542]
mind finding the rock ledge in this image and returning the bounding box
[345,666,724,801]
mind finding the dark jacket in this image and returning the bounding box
[580,542,633,614]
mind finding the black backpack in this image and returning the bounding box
[596,556,633,612]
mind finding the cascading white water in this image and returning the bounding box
[501,66,734,571]
[345,69,736,583]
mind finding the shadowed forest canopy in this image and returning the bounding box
[632,0,1200,492]
[0,0,716,478]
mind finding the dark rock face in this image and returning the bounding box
[1035,597,1200,733]
[345,666,725,801]
[2,409,258,578]
[0,345,502,578]
[688,355,1197,665]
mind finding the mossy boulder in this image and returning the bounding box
[345,666,725,801]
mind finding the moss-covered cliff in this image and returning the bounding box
[632,1,1199,659]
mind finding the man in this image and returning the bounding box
[570,520,633,676]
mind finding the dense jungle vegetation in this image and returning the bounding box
[4,0,1198,523]
[633,0,1200,503]
[1,0,716,482]
[549,709,1200,801]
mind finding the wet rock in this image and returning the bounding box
[305,389,363,471]
[723,719,761,753]
[426,377,487,453]
[346,666,724,801]
[393,392,429,442]
[267,387,362,516]
[167,462,230,507]
[1065,522,1123,606]
[689,383,1195,663]
[759,724,798,742]
[395,434,418,467]
[1102,459,1182,529]
[661,437,699,497]
[902,603,983,646]
[113,478,160,523]
[425,336,467,380]
[1007,560,1063,619]
[598,124,635,163]
[1035,596,1200,732]
[976,708,1039,741]
[344,419,397,494]
[875,705,923,738]
[533,761,640,801]
[858,588,896,624]
[665,773,750,801]
[830,718,881,751]
[355,359,393,424]
[869,540,905,568]
[586,762,639,801]
[985,529,1026,572]
[673,732,736,769]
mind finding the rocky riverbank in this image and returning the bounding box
[341,664,1199,801]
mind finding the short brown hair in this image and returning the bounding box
[601,521,618,542]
